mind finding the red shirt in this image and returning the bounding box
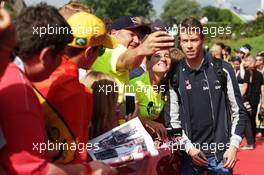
[0,62,50,174]
[34,56,93,163]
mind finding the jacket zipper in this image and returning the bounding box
[203,70,218,161]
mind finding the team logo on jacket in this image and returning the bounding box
[185,80,192,90]
[214,80,221,90]
[201,79,209,91]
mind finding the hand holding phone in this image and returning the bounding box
[140,31,175,56]
[125,93,136,116]
[166,128,182,138]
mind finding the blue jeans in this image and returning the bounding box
[180,153,232,175]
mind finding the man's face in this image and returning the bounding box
[235,52,245,59]
[222,49,230,59]
[210,44,222,59]
[232,61,240,71]
[149,49,171,74]
[255,56,263,68]
[112,28,141,49]
[244,57,255,70]
[180,31,203,60]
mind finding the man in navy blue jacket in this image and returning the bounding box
[164,17,247,175]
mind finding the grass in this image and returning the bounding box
[208,34,264,56]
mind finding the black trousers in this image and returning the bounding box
[245,104,258,145]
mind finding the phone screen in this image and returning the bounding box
[167,128,182,138]
[125,94,135,116]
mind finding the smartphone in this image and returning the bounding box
[166,128,182,138]
[125,93,136,116]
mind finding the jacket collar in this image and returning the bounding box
[181,55,210,74]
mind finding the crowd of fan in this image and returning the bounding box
[0,1,263,175]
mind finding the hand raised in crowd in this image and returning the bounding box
[142,118,168,141]
[138,31,175,56]
[223,145,237,169]
[188,147,208,166]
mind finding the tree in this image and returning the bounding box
[201,6,219,22]
[201,6,242,23]
[161,0,201,26]
[82,0,154,21]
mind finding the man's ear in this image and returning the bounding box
[84,46,94,60]
[111,29,118,36]
[39,47,52,63]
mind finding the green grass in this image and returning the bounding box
[208,34,264,56]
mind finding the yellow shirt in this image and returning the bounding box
[91,44,128,103]
[129,72,165,120]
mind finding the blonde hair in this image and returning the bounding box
[81,71,119,139]
[59,1,91,19]
[169,48,185,62]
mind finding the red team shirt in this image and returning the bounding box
[34,56,93,163]
[0,62,50,174]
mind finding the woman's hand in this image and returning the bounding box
[126,101,139,120]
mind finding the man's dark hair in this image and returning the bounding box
[180,17,204,38]
[215,42,225,50]
[223,45,231,54]
[15,3,73,60]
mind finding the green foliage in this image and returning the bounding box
[201,6,243,23]
[209,34,264,56]
[4,2,17,18]
[161,0,201,25]
[203,15,264,40]
[82,0,154,20]
[202,6,218,21]
[218,9,232,22]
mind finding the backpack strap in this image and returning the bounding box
[212,57,228,96]
[33,87,76,163]
[211,58,232,137]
